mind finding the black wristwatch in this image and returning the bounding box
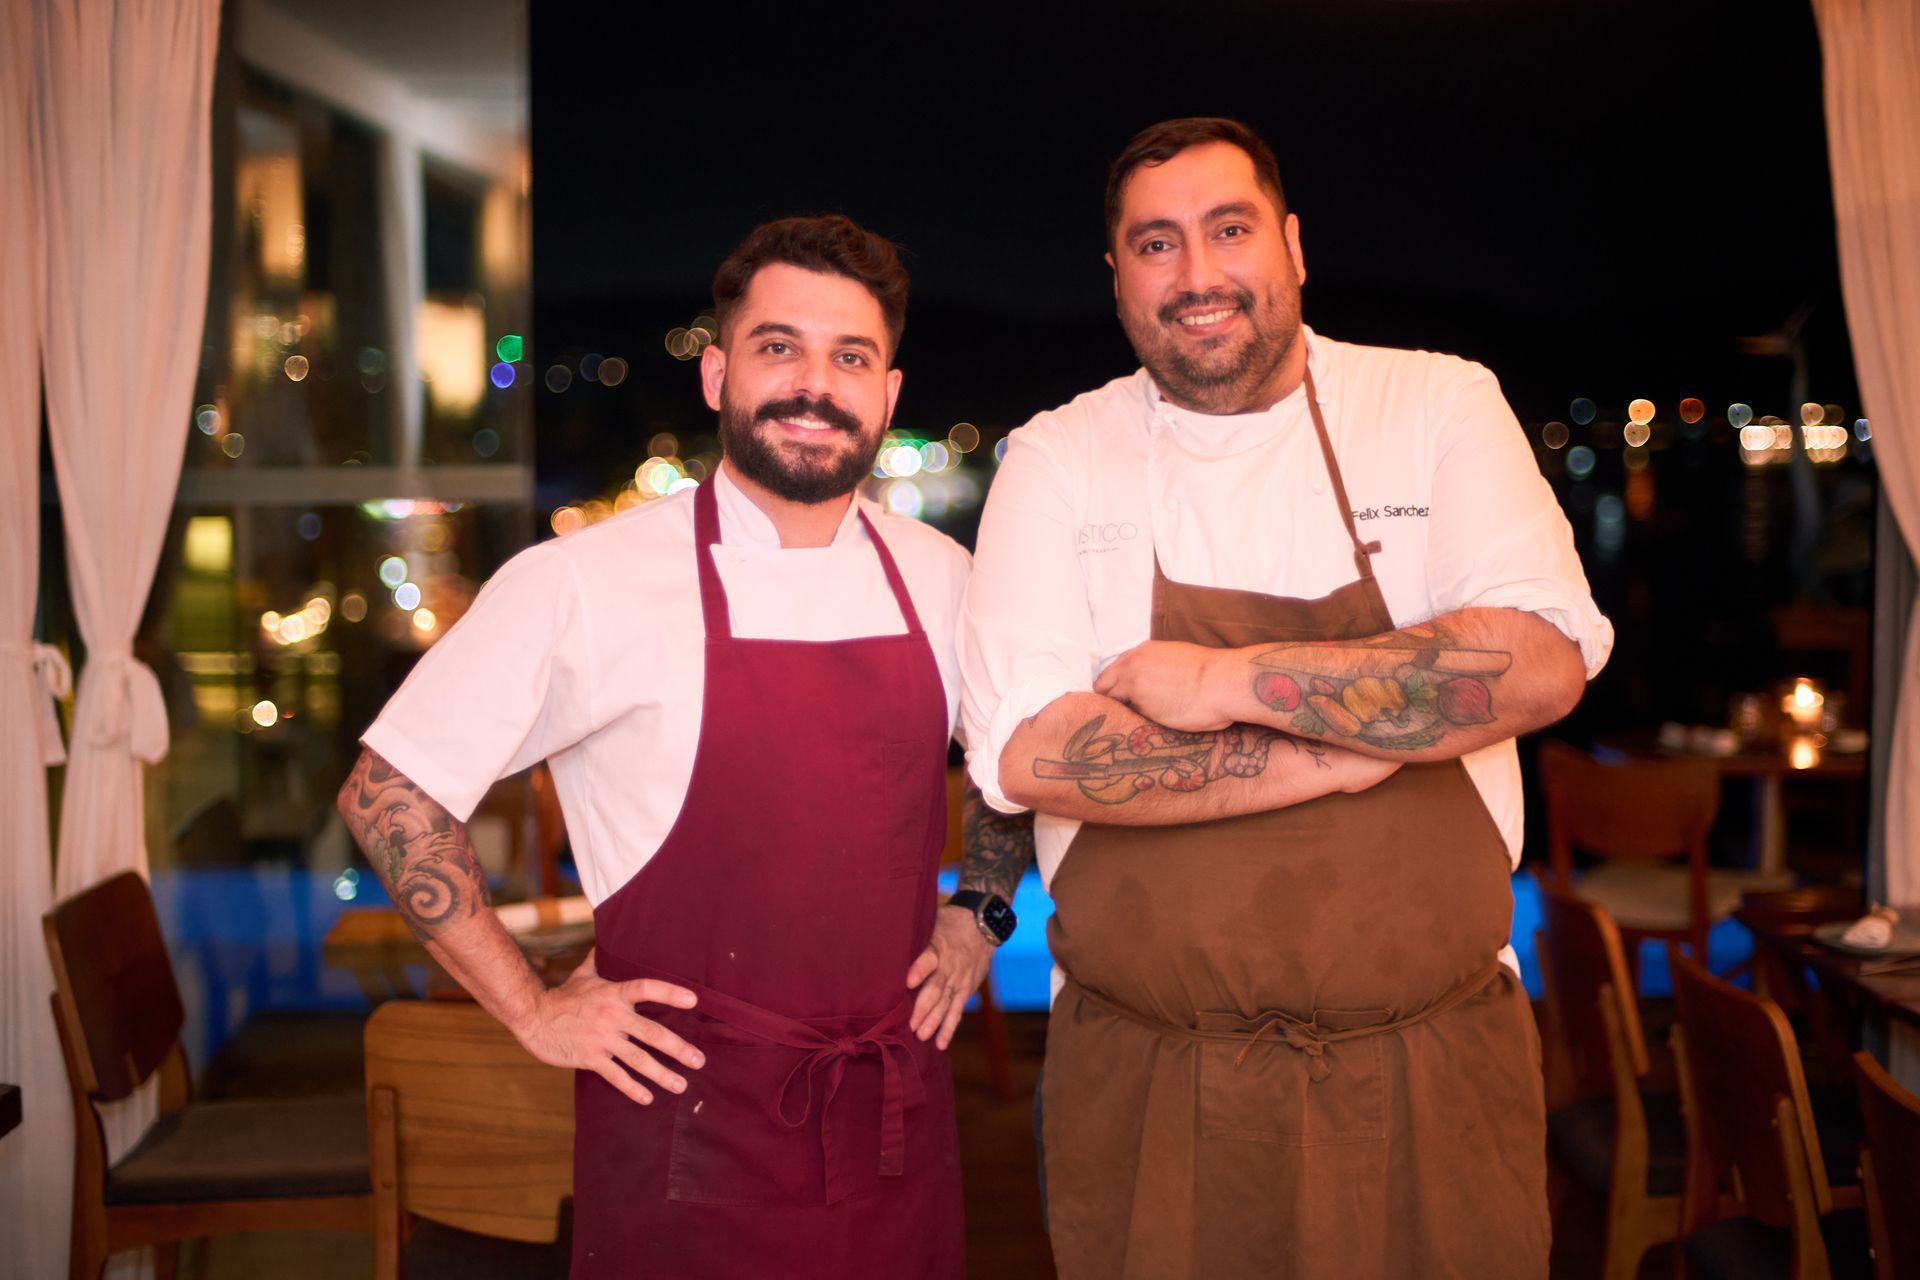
[947,890,1016,947]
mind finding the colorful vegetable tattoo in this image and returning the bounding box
[1250,621,1510,751]
[338,750,492,940]
[1033,714,1327,805]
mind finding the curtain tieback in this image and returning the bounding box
[1,641,71,765]
[81,651,169,764]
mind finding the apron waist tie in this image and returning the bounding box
[1062,959,1503,1084]
[629,965,926,1204]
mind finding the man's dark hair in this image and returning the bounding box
[711,214,909,359]
[1104,117,1288,247]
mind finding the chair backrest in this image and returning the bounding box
[1853,1050,1920,1279]
[1669,948,1832,1226]
[1771,605,1870,713]
[1538,879,1652,1096]
[1537,740,1720,880]
[363,1001,573,1246]
[43,870,187,1101]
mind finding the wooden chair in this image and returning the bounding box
[1536,881,1684,1280]
[942,764,1017,1103]
[364,1001,574,1278]
[1538,740,1787,979]
[1668,948,1870,1279]
[44,871,371,1279]
[1852,1051,1920,1280]
[1742,888,1866,1084]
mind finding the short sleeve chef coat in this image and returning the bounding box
[958,326,1614,890]
[365,467,973,904]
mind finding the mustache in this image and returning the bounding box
[1158,289,1255,326]
[752,394,861,434]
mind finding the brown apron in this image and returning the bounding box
[1041,370,1549,1279]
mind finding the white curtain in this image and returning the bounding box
[1814,0,1920,1088]
[1,2,75,1275]
[34,0,222,1210]
[1814,0,1920,905]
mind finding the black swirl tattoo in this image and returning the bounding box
[959,780,1036,902]
[337,749,491,941]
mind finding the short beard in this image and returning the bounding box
[718,391,885,505]
[1122,284,1301,415]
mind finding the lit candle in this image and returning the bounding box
[1783,677,1825,731]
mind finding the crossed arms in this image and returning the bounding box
[998,607,1585,825]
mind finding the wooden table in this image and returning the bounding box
[323,907,593,1003]
[1736,896,1920,1035]
[1709,745,1866,876]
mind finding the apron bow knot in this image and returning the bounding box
[1230,1015,1336,1082]
[771,1014,926,1202]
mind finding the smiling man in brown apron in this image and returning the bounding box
[959,118,1614,1277]
[339,216,993,1277]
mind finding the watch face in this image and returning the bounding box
[981,897,1017,942]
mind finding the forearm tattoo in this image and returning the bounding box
[958,782,1035,901]
[338,751,491,940]
[1249,620,1512,751]
[1033,714,1328,806]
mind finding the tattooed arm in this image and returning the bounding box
[1095,607,1585,762]
[1000,692,1399,825]
[336,747,705,1105]
[907,778,1036,1048]
[957,780,1036,901]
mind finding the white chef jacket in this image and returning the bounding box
[364,466,972,904]
[959,326,1614,892]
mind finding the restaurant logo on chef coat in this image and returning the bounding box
[1078,521,1141,552]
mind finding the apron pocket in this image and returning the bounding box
[666,1042,831,1206]
[875,739,935,879]
[1196,1016,1386,1147]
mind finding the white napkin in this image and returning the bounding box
[495,896,593,932]
[1842,906,1900,950]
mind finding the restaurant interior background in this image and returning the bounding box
[10,0,1916,1272]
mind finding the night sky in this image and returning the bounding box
[529,0,1852,508]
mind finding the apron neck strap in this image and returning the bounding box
[694,475,733,639]
[1301,366,1382,581]
[854,507,926,634]
[692,477,926,640]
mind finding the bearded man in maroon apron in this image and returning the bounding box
[960,119,1614,1277]
[341,216,990,1278]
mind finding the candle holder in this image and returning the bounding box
[1782,676,1826,733]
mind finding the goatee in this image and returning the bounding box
[718,392,884,505]
[1123,285,1300,415]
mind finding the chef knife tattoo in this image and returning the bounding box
[958,780,1035,901]
[339,749,491,940]
[1034,714,1328,806]
[1248,620,1512,752]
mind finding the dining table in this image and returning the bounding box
[1736,890,1920,1036]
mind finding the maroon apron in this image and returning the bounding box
[571,479,965,1278]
